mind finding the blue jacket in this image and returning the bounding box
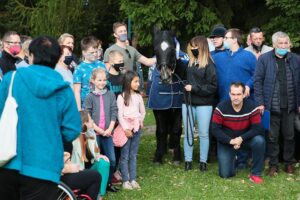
[254,50,300,112]
[0,65,81,183]
[212,48,257,102]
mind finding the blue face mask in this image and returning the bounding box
[275,48,288,56]
[119,34,128,42]
[208,41,215,52]
[223,41,231,50]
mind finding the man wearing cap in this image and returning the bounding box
[245,27,272,59]
[209,25,227,56]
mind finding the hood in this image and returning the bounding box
[18,65,70,98]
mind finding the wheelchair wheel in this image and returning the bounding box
[56,182,77,200]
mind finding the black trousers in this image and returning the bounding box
[153,108,182,161]
[269,109,295,166]
[0,168,58,200]
[61,169,101,200]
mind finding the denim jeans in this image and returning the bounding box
[96,136,116,184]
[217,135,265,178]
[182,104,212,163]
[120,130,141,182]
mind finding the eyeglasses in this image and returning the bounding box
[249,27,262,33]
[125,48,131,59]
[224,36,234,40]
[5,41,21,45]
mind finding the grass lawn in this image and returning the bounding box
[106,107,300,200]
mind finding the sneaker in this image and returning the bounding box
[122,181,133,190]
[114,170,122,181]
[199,162,207,172]
[249,175,263,184]
[268,166,278,177]
[284,164,294,174]
[130,180,141,190]
[112,176,122,185]
[185,162,192,171]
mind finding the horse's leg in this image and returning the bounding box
[153,110,168,164]
[170,108,182,162]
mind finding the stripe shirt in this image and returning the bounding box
[211,99,263,144]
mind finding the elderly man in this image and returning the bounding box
[0,31,21,77]
[254,31,300,176]
[245,27,273,59]
[212,82,265,184]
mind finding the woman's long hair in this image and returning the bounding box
[187,36,212,68]
[122,70,139,106]
[80,110,89,133]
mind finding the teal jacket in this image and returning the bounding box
[0,65,81,183]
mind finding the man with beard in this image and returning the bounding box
[245,27,272,59]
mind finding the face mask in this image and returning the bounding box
[63,55,73,65]
[223,41,231,50]
[119,34,128,42]
[275,48,288,56]
[252,43,262,53]
[9,45,21,56]
[113,63,125,72]
[208,41,215,52]
[191,49,199,58]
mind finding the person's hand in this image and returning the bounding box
[86,118,94,129]
[97,154,110,162]
[258,105,265,114]
[140,121,144,129]
[104,128,113,137]
[184,84,192,92]
[125,129,133,138]
[230,137,243,146]
[69,164,80,173]
[245,86,250,97]
[233,144,240,150]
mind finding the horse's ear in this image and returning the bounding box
[153,26,161,36]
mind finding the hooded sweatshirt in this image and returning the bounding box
[0,65,81,183]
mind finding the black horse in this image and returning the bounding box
[148,29,187,164]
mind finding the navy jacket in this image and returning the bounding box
[254,50,300,112]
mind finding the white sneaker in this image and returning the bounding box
[130,180,141,190]
[122,181,133,190]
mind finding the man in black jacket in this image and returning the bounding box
[254,31,300,176]
[0,31,21,78]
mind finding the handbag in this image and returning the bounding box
[0,72,18,167]
[112,124,128,147]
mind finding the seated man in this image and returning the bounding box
[211,82,265,184]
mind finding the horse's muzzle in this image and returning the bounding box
[160,65,173,84]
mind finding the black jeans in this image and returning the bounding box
[269,109,295,166]
[0,168,57,200]
[61,169,101,200]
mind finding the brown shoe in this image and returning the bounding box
[284,164,294,174]
[268,166,278,177]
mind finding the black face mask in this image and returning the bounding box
[113,63,125,72]
[64,55,73,66]
[191,49,199,58]
[252,43,263,53]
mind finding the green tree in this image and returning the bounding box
[264,0,300,48]
[120,0,222,46]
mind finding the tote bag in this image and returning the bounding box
[0,72,18,166]
[112,124,128,147]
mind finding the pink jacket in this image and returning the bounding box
[117,93,146,133]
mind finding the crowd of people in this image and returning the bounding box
[0,21,299,200]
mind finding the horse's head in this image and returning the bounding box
[153,28,176,84]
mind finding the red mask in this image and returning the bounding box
[9,45,21,56]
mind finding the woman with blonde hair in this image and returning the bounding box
[183,36,217,172]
